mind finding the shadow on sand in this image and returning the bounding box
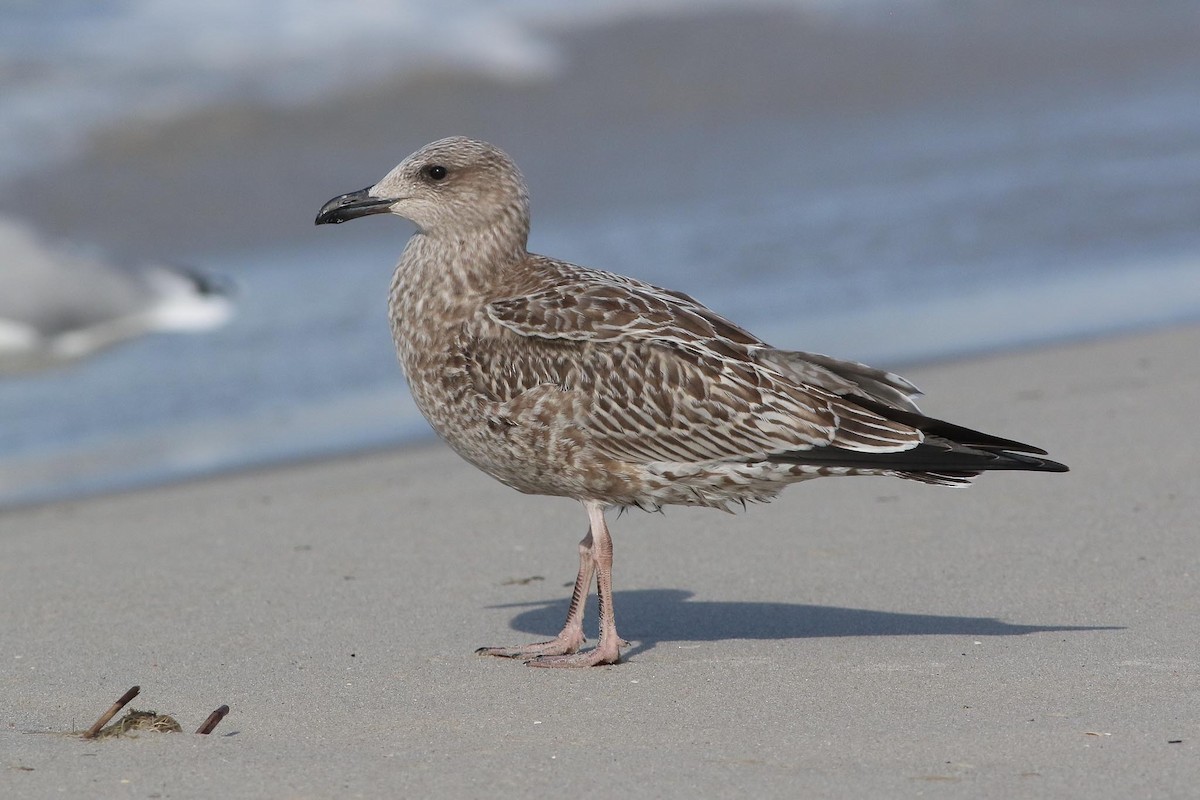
[487,588,1119,659]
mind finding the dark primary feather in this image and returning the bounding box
[766,440,1069,474]
[846,395,1051,455]
[765,392,1068,477]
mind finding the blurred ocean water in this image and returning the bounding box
[1,0,1198,506]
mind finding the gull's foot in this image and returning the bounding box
[526,641,621,668]
[475,634,584,660]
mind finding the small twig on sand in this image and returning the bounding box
[83,686,140,739]
[195,705,230,735]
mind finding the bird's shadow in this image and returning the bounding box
[487,589,1119,660]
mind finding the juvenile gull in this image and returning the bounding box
[316,136,1068,668]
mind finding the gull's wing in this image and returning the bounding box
[479,264,923,467]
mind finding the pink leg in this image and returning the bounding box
[475,526,596,660]
[527,501,622,668]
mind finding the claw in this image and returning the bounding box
[475,636,582,660]
[526,644,620,668]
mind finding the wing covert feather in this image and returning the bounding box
[478,270,923,465]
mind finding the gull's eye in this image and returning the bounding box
[423,164,448,181]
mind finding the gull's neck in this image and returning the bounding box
[387,218,529,342]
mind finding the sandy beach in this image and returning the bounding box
[1,322,1197,798]
[3,4,1198,795]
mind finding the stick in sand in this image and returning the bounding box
[195,705,230,735]
[83,685,140,739]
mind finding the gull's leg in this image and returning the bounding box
[528,501,622,668]
[475,527,595,659]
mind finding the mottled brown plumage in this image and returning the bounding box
[316,136,1067,667]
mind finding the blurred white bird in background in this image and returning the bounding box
[0,219,232,374]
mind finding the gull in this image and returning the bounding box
[316,136,1068,668]
[0,219,232,374]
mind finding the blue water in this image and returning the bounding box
[1,1,1199,507]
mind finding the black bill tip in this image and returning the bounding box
[315,187,396,225]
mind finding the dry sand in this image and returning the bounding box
[2,324,1197,798]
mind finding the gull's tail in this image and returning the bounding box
[768,395,1068,487]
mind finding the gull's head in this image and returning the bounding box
[315,136,530,240]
